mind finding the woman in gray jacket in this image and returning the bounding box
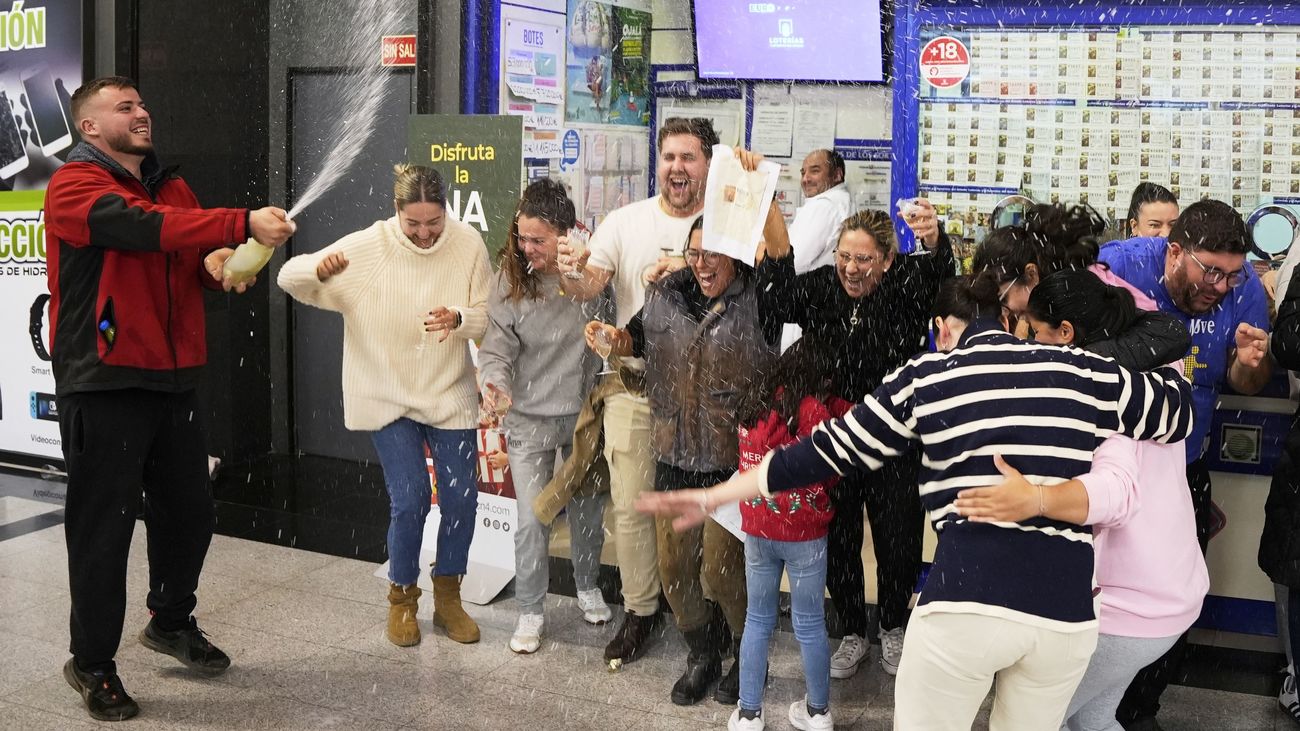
[479,179,613,655]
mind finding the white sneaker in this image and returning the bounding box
[577,589,612,625]
[727,707,765,731]
[830,633,868,679]
[509,613,544,654]
[788,697,833,731]
[879,625,905,676]
[1280,673,1300,723]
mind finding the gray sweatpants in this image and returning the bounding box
[507,413,606,615]
[1061,632,1180,731]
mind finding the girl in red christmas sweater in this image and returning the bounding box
[728,340,846,731]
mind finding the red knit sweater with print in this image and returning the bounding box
[738,395,845,542]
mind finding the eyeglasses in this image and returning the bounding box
[685,249,726,265]
[834,250,883,268]
[1185,249,1246,287]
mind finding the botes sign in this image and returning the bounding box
[408,114,523,261]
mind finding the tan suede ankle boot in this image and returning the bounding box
[432,575,480,644]
[386,583,422,647]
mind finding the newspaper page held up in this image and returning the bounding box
[701,145,781,264]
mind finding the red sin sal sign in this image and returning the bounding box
[381,35,417,67]
[920,35,970,89]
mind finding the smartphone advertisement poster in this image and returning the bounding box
[0,0,81,463]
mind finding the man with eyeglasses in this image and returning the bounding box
[1098,198,1271,731]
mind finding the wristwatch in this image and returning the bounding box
[29,293,51,361]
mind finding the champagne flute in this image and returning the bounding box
[416,312,431,353]
[593,327,616,375]
[563,222,591,280]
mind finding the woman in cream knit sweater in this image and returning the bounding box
[278,164,491,648]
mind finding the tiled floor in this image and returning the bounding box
[0,478,1295,729]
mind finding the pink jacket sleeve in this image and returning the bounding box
[1079,434,1141,527]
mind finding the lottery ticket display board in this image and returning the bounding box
[915,26,1300,245]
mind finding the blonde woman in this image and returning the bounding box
[278,164,490,647]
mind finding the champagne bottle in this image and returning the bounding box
[221,238,275,287]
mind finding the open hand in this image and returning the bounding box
[635,488,712,532]
[1234,323,1268,368]
[425,306,460,343]
[204,248,255,293]
[953,455,1038,523]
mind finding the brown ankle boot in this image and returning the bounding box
[432,575,480,644]
[386,583,422,647]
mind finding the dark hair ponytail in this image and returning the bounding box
[1025,269,1137,347]
[934,269,1003,323]
[1126,182,1178,237]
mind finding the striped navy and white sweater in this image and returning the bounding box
[760,321,1195,632]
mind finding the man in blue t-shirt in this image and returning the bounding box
[1098,198,1271,729]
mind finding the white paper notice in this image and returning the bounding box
[793,102,836,162]
[710,498,745,543]
[751,103,794,158]
[702,145,781,264]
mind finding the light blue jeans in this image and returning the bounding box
[739,534,830,712]
[371,418,478,585]
[507,413,606,614]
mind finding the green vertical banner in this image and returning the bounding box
[408,114,523,262]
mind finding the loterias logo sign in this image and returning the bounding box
[407,114,522,262]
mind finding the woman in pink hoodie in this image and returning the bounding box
[955,268,1208,731]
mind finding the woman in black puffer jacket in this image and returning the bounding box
[1259,258,1300,723]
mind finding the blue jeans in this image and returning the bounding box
[372,419,478,584]
[739,534,830,712]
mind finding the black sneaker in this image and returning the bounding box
[63,658,139,722]
[139,617,231,675]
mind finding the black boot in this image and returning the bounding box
[671,623,724,705]
[604,610,660,665]
[712,629,743,702]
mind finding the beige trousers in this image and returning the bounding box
[602,393,660,616]
[894,610,1097,731]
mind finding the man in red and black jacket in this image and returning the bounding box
[45,76,295,723]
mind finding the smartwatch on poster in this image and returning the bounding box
[29,293,51,361]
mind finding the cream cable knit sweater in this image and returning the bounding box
[278,216,491,432]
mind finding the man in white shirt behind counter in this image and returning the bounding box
[783,148,854,350]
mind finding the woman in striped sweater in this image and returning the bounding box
[954,269,1207,731]
[637,271,1195,730]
